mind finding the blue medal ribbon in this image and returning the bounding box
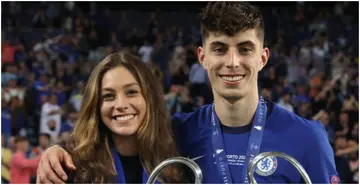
[111,147,151,184]
[211,96,268,183]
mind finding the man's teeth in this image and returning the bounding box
[220,75,244,81]
[115,115,135,121]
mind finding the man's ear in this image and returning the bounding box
[197,46,206,69]
[259,47,270,71]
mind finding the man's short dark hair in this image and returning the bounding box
[199,2,264,43]
[14,136,28,144]
[39,133,51,140]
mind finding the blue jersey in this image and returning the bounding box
[172,100,339,184]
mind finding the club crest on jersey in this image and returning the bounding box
[255,156,278,176]
[330,175,340,184]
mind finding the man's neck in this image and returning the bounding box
[40,145,48,150]
[214,91,259,127]
[112,134,138,156]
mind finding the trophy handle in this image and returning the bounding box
[146,157,203,184]
[247,152,312,184]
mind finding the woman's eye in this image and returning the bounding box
[102,94,114,100]
[126,89,138,95]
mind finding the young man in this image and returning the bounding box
[36,2,338,184]
[10,136,41,184]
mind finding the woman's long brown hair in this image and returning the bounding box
[66,51,186,183]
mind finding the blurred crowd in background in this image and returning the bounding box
[1,1,358,184]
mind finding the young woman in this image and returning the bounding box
[55,51,186,183]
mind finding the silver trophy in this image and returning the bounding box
[146,157,203,184]
[247,152,312,184]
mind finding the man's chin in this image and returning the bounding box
[219,91,245,103]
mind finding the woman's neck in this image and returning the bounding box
[112,134,138,156]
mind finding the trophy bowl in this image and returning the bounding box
[247,152,312,184]
[146,157,203,184]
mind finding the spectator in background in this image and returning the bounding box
[172,44,185,66]
[17,62,30,86]
[64,63,77,89]
[151,35,171,87]
[3,78,25,104]
[286,46,299,83]
[275,55,288,81]
[309,71,325,98]
[40,94,62,142]
[2,64,18,87]
[342,95,359,112]
[44,120,60,144]
[88,29,101,62]
[29,133,51,158]
[1,95,12,141]
[335,112,350,137]
[334,135,358,183]
[334,136,354,183]
[272,84,283,103]
[177,85,194,113]
[297,102,312,119]
[332,51,350,80]
[9,96,27,136]
[74,26,89,55]
[69,80,85,112]
[7,136,16,152]
[311,42,327,75]
[349,156,359,183]
[60,111,77,136]
[23,72,38,134]
[32,44,50,65]
[53,80,67,106]
[314,110,336,144]
[347,121,359,183]
[292,83,310,108]
[299,40,311,66]
[188,62,208,101]
[32,7,47,28]
[34,73,51,107]
[10,136,40,184]
[349,122,359,143]
[58,113,76,146]
[169,49,188,86]
[76,63,91,83]
[165,85,181,114]
[261,66,277,89]
[184,41,198,68]
[112,31,121,49]
[138,40,153,63]
[282,77,295,94]
[28,133,51,184]
[1,135,12,184]
[277,90,294,112]
[2,39,22,64]
[54,68,71,91]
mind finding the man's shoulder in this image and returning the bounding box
[271,103,328,143]
[171,104,213,157]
